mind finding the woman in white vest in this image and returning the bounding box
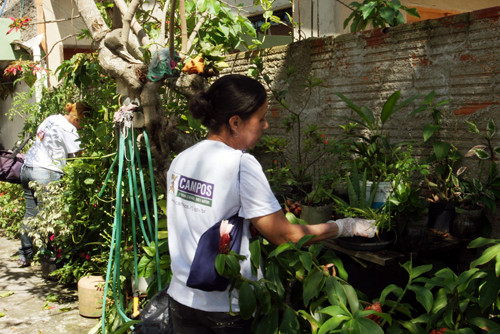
[18,102,90,267]
[166,74,376,333]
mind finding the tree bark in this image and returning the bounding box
[74,0,204,193]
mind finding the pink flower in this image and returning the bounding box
[13,208,18,212]
[324,140,328,144]
[86,254,90,260]
[49,234,55,241]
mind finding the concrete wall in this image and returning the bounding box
[223,6,500,236]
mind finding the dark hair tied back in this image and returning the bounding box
[189,74,267,132]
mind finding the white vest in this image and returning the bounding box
[166,140,281,312]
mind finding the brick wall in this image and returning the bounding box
[223,6,500,237]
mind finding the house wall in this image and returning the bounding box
[223,6,500,237]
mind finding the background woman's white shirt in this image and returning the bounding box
[24,114,81,173]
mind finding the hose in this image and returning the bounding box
[99,104,162,333]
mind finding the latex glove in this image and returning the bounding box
[328,218,377,238]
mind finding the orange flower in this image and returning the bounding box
[182,56,205,74]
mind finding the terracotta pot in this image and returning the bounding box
[78,275,105,318]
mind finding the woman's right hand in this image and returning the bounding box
[328,218,377,238]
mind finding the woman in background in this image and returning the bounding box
[18,102,90,267]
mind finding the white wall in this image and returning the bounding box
[0,82,32,150]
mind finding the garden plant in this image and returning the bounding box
[3,1,499,334]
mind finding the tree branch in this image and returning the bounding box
[121,0,141,47]
[186,10,209,55]
[159,0,171,47]
[114,0,150,47]
[179,0,187,55]
[169,0,177,59]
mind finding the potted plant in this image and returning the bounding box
[330,163,395,250]
[250,65,344,223]
[452,118,500,238]
[410,91,462,233]
[335,90,421,208]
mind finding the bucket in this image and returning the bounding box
[301,203,333,224]
[78,275,105,318]
[366,181,392,208]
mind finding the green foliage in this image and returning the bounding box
[335,90,421,182]
[344,0,420,32]
[217,236,500,333]
[0,182,25,239]
[454,119,500,212]
[250,58,343,205]
[410,91,463,204]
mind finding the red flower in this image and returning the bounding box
[365,302,382,324]
[7,17,32,34]
[429,329,449,334]
[218,220,233,254]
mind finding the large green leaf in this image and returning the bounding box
[303,270,325,306]
[318,313,350,334]
[433,141,451,161]
[380,284,403,304]
[470,244,500,268]
[408,285,433,313]
[239,281,256,319]
[380,91,401,124]
[255,308,279,334]
[279,308,301,334]
[341,317,384,334]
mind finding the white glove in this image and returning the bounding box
[328,218,377,238]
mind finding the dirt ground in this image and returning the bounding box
[0,230,100,334]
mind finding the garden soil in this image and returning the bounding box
[0,230,99,334]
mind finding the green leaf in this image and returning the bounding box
[249,239,261,272]
[239,281,256,319]
[361,2,377,19]
[279,307,301,334]
[408,285,433,313]
[469,317,500,331]
[409,264,433,279]
[380,91,401,124]
[255,307,279,334]
[269,242,296,257]
[0,291,14,298]
[215,254,226,276]
[470,244,500,268]
[433,141,451,161]
[344,284,359,312]
[303,270,325,306]
[84,178,95,185]
[379,7,395,25]
[318,313,350,334]
[342,317,384,334]
[431,288,448,313]
[422,124,440,142]
[380,284,403,304]
[299,252,313,272]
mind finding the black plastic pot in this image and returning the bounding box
[427,202,456,233]
[336,229,396,251]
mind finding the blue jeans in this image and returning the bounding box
[19,165,63,259]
